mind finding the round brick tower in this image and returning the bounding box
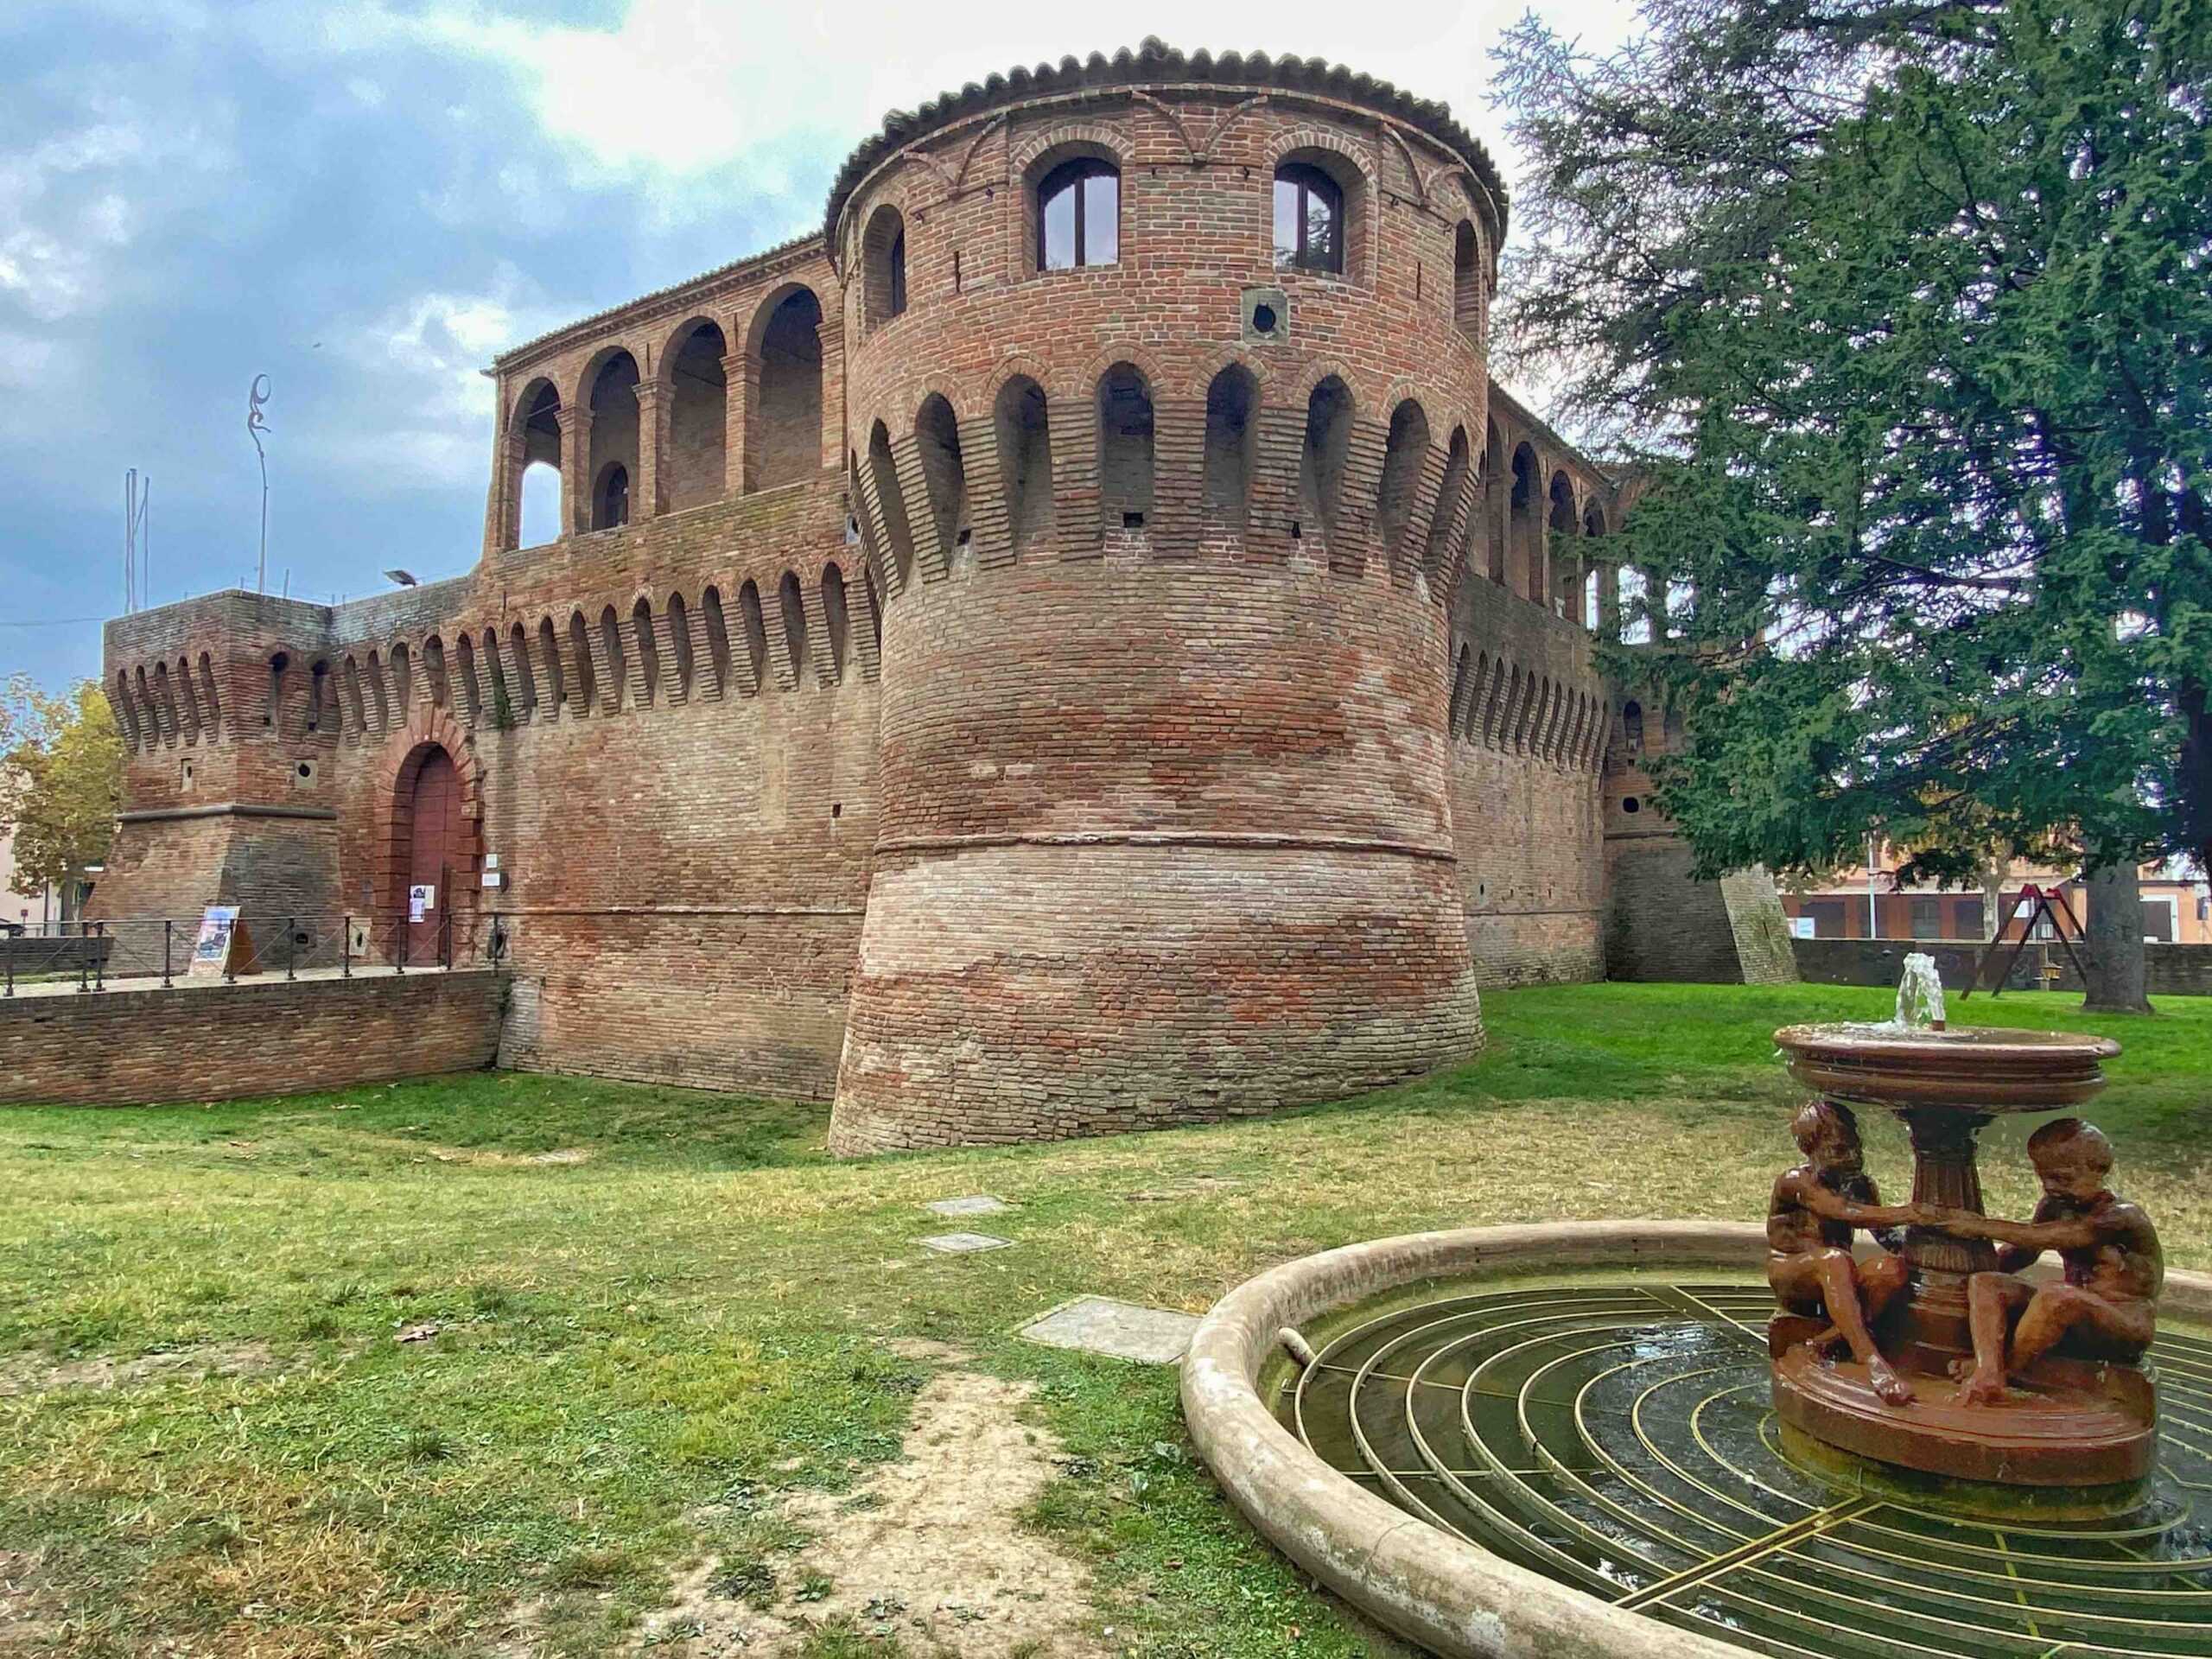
[826,42,1502,1152]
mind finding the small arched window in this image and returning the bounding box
[1038,158,1118,270]
[1274,162,1344,274]
[863,207,906,328]
[597,463,630,530]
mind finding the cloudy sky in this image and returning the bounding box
[0,0,1633,692]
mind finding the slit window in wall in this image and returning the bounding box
[342,656,366,732]
[1623,699,1643,753]
[480,630,510,721]
[862,563,885,652]
[665,592,694,696]
[1426,426,1472,571]
[914,394,969,563]
[598,607,626,709]
[113,670,137,747]
[822,563,849,679]
[266,652,288,729]
[1299,378,1354,538]
[504,624,535,719]
[867,419,918,585]
[1038,158,1118,270]
[1452,220,1483,338]
[424,636,449,708]
[1274,162,1344,274]
[199,652,220,732]
[632,598,659,705]
[1376,400,1432,556]
[180,757,195,790]
[778,571,809,683]
[176,658,201,742]
[993,376,1053,553]
[1096,364,1154,529]
[738,579,769,692]
[1202,364,1258,531]
[568,613,595,709]
[391,643,413,710]
[537,620,564,712]
[701,586,732,695]
[365,651,391,729]
[863,207,906,327]
[448,641,475,725]
[307,659,330,730]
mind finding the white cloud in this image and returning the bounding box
[317,265,563,494]
[352,0,1634,241]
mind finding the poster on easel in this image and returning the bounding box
[186,905,261,979]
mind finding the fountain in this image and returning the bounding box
[1770,953,2156,1497]
[1180,960,2210,1659]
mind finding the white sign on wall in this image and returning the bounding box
[408,884,435,923]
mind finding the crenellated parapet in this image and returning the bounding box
[88,39,1764,1139]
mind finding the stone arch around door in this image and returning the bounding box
[372,709,484,964]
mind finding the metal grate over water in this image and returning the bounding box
[1282,1281,2212,1657]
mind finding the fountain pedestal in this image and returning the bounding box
[1770,1023,2152,1496]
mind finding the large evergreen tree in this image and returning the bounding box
[1496,0,2209,1010]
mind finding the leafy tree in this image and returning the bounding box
[1495,0,2209,1012]
[0,677,124,912]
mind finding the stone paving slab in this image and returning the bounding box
[1017,1295,1203,1364]
[925,1194,1011,1217]
[918,1231,1013,1255]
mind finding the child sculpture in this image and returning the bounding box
[1768,1099,1923,1406]
[1922,1118,2162,1407]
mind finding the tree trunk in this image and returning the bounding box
[1980,855,2009,942]
[2081,861,2152,1014]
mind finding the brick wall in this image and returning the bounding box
[1793,937,2212,999]
[0,970,503,1108]
[88,57,1731,1148]
[1443,576,1609,987]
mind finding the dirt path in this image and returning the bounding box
[640,1355,1109,1656]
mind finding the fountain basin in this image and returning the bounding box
[1773,1022,2120,1111]
[1181,1222,2212,1659]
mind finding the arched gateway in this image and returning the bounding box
[372,711,483,966]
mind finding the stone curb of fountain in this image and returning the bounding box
[1178,1218,2212,1659]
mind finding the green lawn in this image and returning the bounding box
[1,984,2205,1657]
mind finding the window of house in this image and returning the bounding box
[1038,159,1118,270]
[1805,899,1847,938]
[2145,897,2177,943]
[1910,897,1942,939]
[1274,162,1344,274]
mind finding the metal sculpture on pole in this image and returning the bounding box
[247,374,272,594]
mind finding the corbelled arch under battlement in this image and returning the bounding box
[92,39,1782,1145]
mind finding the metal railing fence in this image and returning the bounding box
[1,909,509,995]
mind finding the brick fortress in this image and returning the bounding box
[92,42,1791,1151]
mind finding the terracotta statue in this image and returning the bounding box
[1922,1118,2163,1408]
[1769,1099,1923,1406]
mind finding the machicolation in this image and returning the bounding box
[86,39,1791,1147]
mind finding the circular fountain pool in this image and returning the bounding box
[1287,1274,2212,1656]
[1182,1224,2212,1659]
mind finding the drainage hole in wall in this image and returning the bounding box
[1251,302,1278,333]
[1623,796,1641,814]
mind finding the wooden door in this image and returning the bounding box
[404,747,463,963]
